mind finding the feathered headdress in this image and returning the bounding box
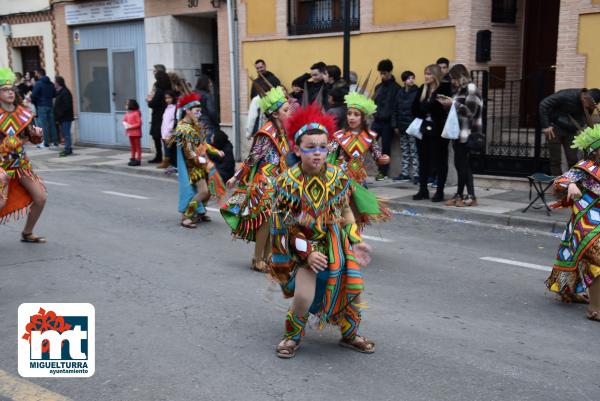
[176,92,201,120]
[0,68,15,86]
[572,123,600,151]
[285,102,337,144]
[344,91,377,116]
[258,86,287,114]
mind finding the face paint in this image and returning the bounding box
[192,109,202,119]
[299,146,328,154]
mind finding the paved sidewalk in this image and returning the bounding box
[28,145,570,233]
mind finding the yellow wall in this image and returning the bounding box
[373,0,449,25]
[593,0,600,5]
[578,12,600,88]
[242,27,456,93]
[245,0,277,36]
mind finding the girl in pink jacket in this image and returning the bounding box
[123,99,142,166]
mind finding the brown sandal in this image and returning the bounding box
[20,232,46,243]
[276,339,299,359]
[586,309,600,322]
[251,258,268,273]
[339,335,375,354]
[199,214,211,222]
[180,219,197,229]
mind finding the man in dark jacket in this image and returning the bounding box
[306,62,328,106]
[539,88,600,176]
[31,68,58,148]
[327,85,348,131]
[392,70,420,182]
[250,59,281,99]
[372,59,400,180]
[53,76,75,156]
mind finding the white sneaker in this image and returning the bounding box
[36,144,49,149]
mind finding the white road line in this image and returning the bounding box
[480,257,552,272]
[101,191,149,200]
[206,207,220,213]
[43,180,69,186]
[0,368,72,401]
[362,234,394,243]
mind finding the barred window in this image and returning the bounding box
[288,0,359,36]
[492,0,517,23]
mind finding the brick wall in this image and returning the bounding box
[555,0,600,90]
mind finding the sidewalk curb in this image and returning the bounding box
[385,198,564,233]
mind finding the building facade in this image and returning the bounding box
[238,0,600,176]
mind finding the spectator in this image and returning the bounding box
[146,70,171,163]
[372,59,400,181]
[250,59,281,99]
[14,72,29,98]
[306,61,328,105]
[53,76,74,157]
[290,73,310,103]
[153,64,166,74]
[195,74,219,142]
[31,68,57,148]
[168,72,185,98]
[441,64,483,207]
[211,130,235,183]
[123,99,142,166]
[437,57,451,82]
[539,88,600,176]
[327,85,348,131]
[159,90,178,169]
[392,70,420,183]
[348,71,369,97]
[411,64,453,202]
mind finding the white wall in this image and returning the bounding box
[0,0,49,14]
[4,21,55,77]
[145,15,214,88]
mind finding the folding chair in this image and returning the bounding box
[522,173,556,216]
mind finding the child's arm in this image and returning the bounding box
[128,111,142,129]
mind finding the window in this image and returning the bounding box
[288,0,359,36]
[492,0,517,23]
[77,49,110,113]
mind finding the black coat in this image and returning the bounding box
[54,87,74,122]
[373,76,401,123]
[148,87,166,138]
[213,142,235,183]
[392,85,420,131]
[539,88,589,132]
[411,82,453,137]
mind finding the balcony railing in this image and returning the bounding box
[288,0,360,36]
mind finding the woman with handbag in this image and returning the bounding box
[438,64,483,207]
[411,65,453,202]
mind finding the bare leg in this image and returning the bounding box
[588,278,600,312]
[277,267,316,356]
[0,170,8,210]
[253,224,271,271]
[19,175,47,237]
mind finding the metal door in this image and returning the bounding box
[112,50,137,146]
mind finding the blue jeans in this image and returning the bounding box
[60,121,72,152]
[37,106,58,146]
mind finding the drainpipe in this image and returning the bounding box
[227,0,241,159]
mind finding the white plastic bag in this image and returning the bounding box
[441,102,460,140]
[406,118,423,140]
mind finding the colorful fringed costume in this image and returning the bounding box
[269,103,372,350]
[220,120,290,240]
[326,91,391,226]
[0,104,43,223]
[270,163,365,340]
[547,125,600,301]
[174,93,225,221]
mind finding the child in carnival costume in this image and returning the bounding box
[0,67,46,242]
[327,90,391,226]
[270,103,375,359]
[174,92,225,228]
[221,86,291,272]
[547,123,600,321]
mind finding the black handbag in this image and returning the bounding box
[420,120,434,135]
[466,133,485,152]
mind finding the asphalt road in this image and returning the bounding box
[1,166,599,401]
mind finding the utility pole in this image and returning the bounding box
[342,0,351,81]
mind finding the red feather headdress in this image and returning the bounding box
[284,102,336,144]
[177,92,201,110]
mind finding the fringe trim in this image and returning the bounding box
[0,204,30,225]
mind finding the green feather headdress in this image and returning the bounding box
[572,124,600,151]
[258,86,287,114]
[0,68,15,86]
[344,91,377,116]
